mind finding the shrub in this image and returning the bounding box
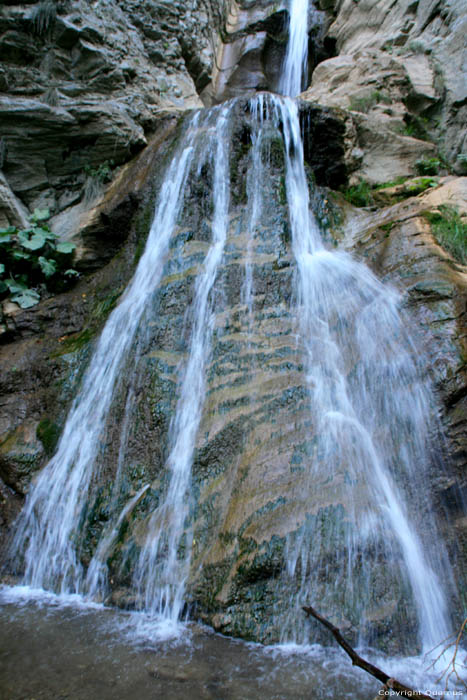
[415,157,440,176]
[0,209,79,309]
[423,205,467,264]
[455,154,467,175]
[342,180,373,207]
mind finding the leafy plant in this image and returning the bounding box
[84,160,114,184]
[423,205,467,264]
[343,176,439,209]
[83,160,115,202]
[342,180,374,207]
[404,177,438,195]
[374,176,408,190]
[0,209,79,310]
[415,157,440,176]
[401,115,430,141]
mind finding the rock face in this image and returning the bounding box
[0,0,466,653]
[303,0,467,182]
[0,0,215,222]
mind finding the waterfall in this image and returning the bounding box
[279,0,310,97]
[10,111,202,592]
[132,103,231,621]
[248,94,451,651]
[7,0,454,655]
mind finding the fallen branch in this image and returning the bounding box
[303,605,432,699]
[429,616,467,691]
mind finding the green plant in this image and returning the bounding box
[84,160,114,183]
[83,160,115,202]
[404,177,438,195]
[401,115,430,141]
[455,154,467,175]
[349,90,391,113]
[423,205,467,264]
[415,157,440,175]
[408,40,429,54]
[342,180,374,207]
[380,222,394,235]
[374,176,408,190]
[0,209,79,310]
[36,418,61,456]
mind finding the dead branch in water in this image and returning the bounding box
[426,616,467,692]
[302,605,432,699]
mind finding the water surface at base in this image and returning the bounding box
[1,589,465,700]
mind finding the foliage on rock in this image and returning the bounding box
[423,205,467,265]
[0,209,78,309]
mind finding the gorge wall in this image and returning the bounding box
[0,0,466,651]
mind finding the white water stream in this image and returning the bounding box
[133,103,231,621]
[279,0,310,97]
[11,120,200,592]
[7,0,455,666]
[260,94,450,651]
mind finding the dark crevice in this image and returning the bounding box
[419,1,443,33]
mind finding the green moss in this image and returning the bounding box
[92,289,123,320]
[36,419,61,456]
[278,175,287,207]
[133,204,154,264]
[349,90,392,113]
[57,328,94,354]
[404,177,438,195]
[269,138,285,169]
[400,115,430,141]
[380,222,394,236]
[374,176,408,190]
[422,205,467,264]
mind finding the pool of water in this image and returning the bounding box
[0,587,464,700]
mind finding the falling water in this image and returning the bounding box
[248,93,451,651]
[7,0,454,656]
[241,94,267,324]
[10,111,202,592]
[279,0,309,97]
[85,484,149,599]
[132,103,232,621]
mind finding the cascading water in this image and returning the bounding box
[6,0,456,664]
[273,0,451,651]
[10,118,201,593]
[132,103,231,622]
[279,0,310,97]
[251,94,451,651]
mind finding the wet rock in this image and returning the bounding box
[0,422,45,495]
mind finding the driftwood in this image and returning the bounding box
[303,605,432,699]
